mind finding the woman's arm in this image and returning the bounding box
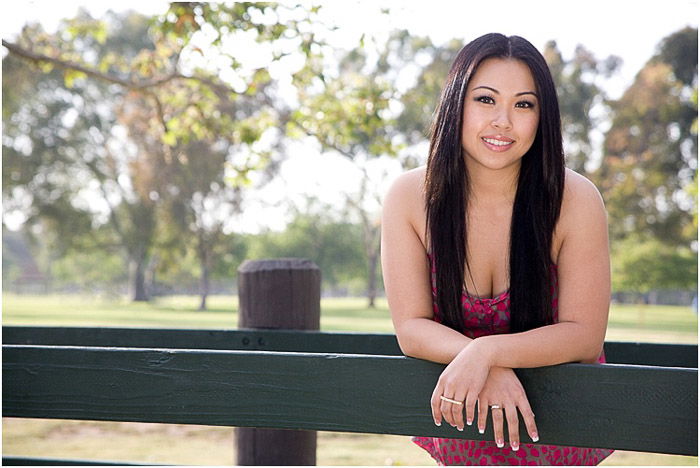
[381,168,473,364]
[427,170,609,447]
[471,170,611,368]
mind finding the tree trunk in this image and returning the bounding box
[129,254,149,302]
[366,249,378,309]
[364,224,381,309]
[199,260,210,311]
[197,238,211,311]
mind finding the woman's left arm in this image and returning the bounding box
[475,170,611,367]
[430,171,610,444]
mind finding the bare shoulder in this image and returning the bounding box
[382,165,427,244]
[561,168,606,216]
[553,169,608,261]
[383,166,426,213]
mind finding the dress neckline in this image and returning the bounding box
[426,251,558,305]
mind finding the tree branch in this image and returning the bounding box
[2,39,236,95]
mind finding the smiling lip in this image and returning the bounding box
[481,136,515,152]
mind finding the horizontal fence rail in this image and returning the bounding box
[3,326,698,368]
[3,342,697,456]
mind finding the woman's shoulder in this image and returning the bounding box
[562,168,606,212]
[382,166,427,238]
[383,166,426,208]
[558,168,607,234]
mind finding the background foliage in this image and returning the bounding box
[2,4,697,308]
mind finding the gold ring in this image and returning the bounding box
[490,404,503,410]
[440,395,463,405]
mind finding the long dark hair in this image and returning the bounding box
[425,33,565,333]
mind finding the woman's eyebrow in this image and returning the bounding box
[471,85,538,98]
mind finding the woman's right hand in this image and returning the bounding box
[474,366,539,451]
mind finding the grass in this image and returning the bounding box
[2,293,697,465]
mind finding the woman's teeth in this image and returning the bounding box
[482,138,513,146]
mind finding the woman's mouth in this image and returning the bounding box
[481,136,515,151]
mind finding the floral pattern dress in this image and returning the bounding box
[413,257,614,465]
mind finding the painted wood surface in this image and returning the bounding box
[3,326,696,367]
[3,344,697,455]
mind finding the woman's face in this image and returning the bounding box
[461,58,540,173]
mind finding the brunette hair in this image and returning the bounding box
[425,33,565,333]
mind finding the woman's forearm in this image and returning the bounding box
[395,317,473,364]
[474,321,605,369]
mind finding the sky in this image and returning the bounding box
[2,0,698,232]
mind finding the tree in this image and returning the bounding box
[611,235,697,293]
[544,41,621,174]
[3,3,325,302]
[289,29,443,306]
[595,28,698,246]
[246,198,366,293]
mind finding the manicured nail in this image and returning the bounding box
[478,427,485,434]
[511,442,519,451]
[496,439,504,448]
[435,420,441,427]
[457,427,464,432]
[531,433,539,442]
[466,419,473,426]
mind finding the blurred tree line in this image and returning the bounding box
[2,3,697,308]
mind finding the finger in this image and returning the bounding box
[505,405,520,451]
[491,406,505,448]
[517,399,539,442]
[431,385,444,426]
[476,399,488,435]
[464,391,477,427]
[441,393,457,427]
[450,393,466,431]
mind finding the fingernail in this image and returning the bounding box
[435,421,441,427]
[466,419,473,426]
[531,433,539,442]
[457,427,464,432]
[496,439,504,448]
[511,442,519,451]
[478,427,485,434]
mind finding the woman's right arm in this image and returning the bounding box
[380,169,473,364]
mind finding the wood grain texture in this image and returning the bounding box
[3,344,697,455]
[3,326,696,368]
[236,258,320,465]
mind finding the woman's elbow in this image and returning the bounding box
[394,323,422,358]
[579,339,605,364]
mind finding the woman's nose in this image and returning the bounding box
[491,108,512,130]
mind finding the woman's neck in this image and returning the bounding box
[466,160,520,207]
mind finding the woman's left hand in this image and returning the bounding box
[475,366,539,450]
[430,341,490,431]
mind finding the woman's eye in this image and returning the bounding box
[475,95,494,104]
[516,100,535,109]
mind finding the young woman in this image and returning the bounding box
[381,33,614,465]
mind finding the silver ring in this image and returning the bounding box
[490,404,503,410]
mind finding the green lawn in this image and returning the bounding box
[2,293,697,465]
[3,293,697,342]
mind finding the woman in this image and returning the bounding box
[381,33,614,465]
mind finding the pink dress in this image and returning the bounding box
[413,258,614,465]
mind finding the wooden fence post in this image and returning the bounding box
[236,258,320,466]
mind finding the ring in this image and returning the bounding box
[440,395,463,405]
[490,404,503,410]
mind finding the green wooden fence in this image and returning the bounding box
[2,259,698,465]
[3,325,698,465]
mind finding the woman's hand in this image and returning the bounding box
[476,366,539,450]
[430,340,539,450]
[430,342,490,431]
